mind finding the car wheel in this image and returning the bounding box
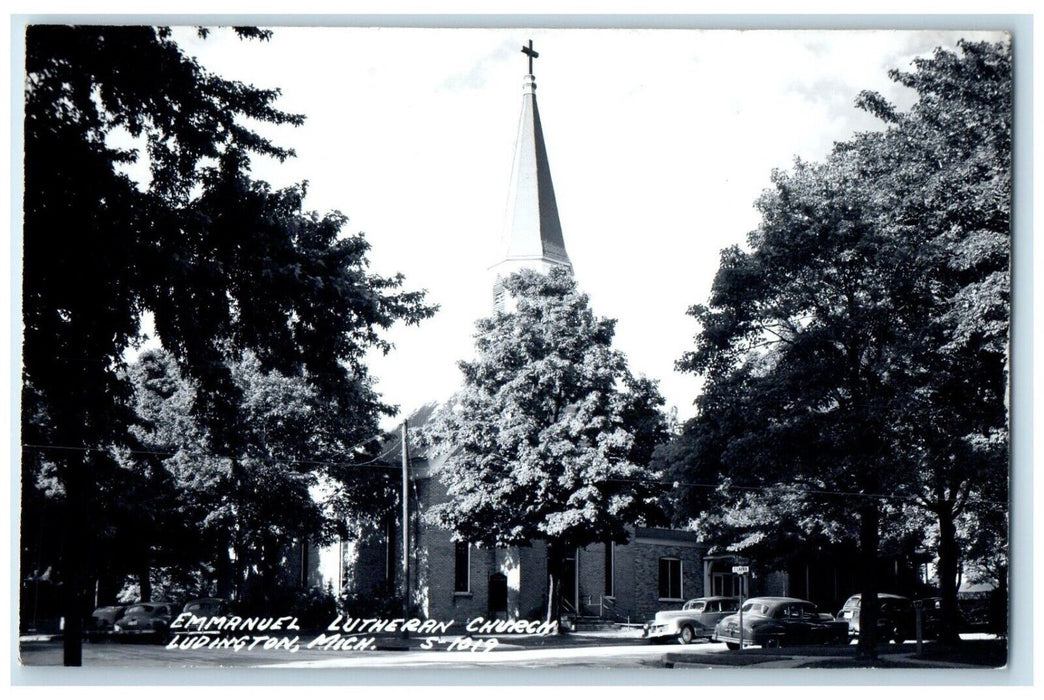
[892,628,904,645]
[764,637,783,649]
[725,642,741,651]
[678,625,695,645]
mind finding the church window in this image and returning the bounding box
[454,541,470,593]
[604,542,615,597]
[492,280,506,311]
[658,557,682,600]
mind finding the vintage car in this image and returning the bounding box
[113,602,177,639]
[712,596,849,649]
[837,593,916,643]
[644,596,740,644]
[182,597,232,618]
[89,605,127,632]
[916,596,980,637]
[87,605,127,639]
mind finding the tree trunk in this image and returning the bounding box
[61,456,88,666]
[137,548,152,603]
[936,504,962,645]
[545,540,563,628]
[856,502,880,659]
[988,563,1008,637]
[215,535,233,599]
[230,458,247,606]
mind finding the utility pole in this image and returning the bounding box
[401,420,410,638]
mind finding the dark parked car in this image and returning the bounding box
[113,602,176,639]
[644,596,740,644]
[916,596,981,637]
[90,605,126,630]
[182,597,232,618]
[712,596,849,650]
[837,593,915,643]
[88,605,127,636]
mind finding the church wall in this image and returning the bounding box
[421,524,485,621]
[412,473,497,621]
[630,542,704,622]
[345,536,390,598]
[518,541,548,619]
[612,541,638,623]
[338,467,712,628]
[576,545,607,616]
[761,570,789,598]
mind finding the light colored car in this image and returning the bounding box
[713,596,849,649]
[644,596,740,644]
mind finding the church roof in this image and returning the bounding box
[495,70,572,273]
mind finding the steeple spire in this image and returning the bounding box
[490,41,572,292]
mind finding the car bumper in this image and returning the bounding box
[712,632,754,647]
[643,624,679,639]
[115,626,166,636]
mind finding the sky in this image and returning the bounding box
[135,27,1006,426]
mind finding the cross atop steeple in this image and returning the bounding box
[521,40,539,75]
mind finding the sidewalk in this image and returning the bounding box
[663,641,1005,670]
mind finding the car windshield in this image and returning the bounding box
[125,605,150,615]
[843,597,861,610]
[683,600,705,611]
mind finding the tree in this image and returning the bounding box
[856,40,1011,644]
[667,40,1010,656]
[426,268,668,623]
[124,350,401,611]
[22,26,433,664]
[672,147,924,656]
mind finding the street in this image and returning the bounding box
[17,632,1005,670]
[18,632,670,669]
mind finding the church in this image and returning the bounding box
[294,42,924,626]
[296,42,713,626]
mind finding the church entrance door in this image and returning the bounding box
[488,573,508,618]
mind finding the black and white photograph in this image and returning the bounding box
[12,15,1021,682]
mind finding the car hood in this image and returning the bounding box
[121,612,166,622]
[654,609,699,622]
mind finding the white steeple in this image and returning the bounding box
[490,41,573,309]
